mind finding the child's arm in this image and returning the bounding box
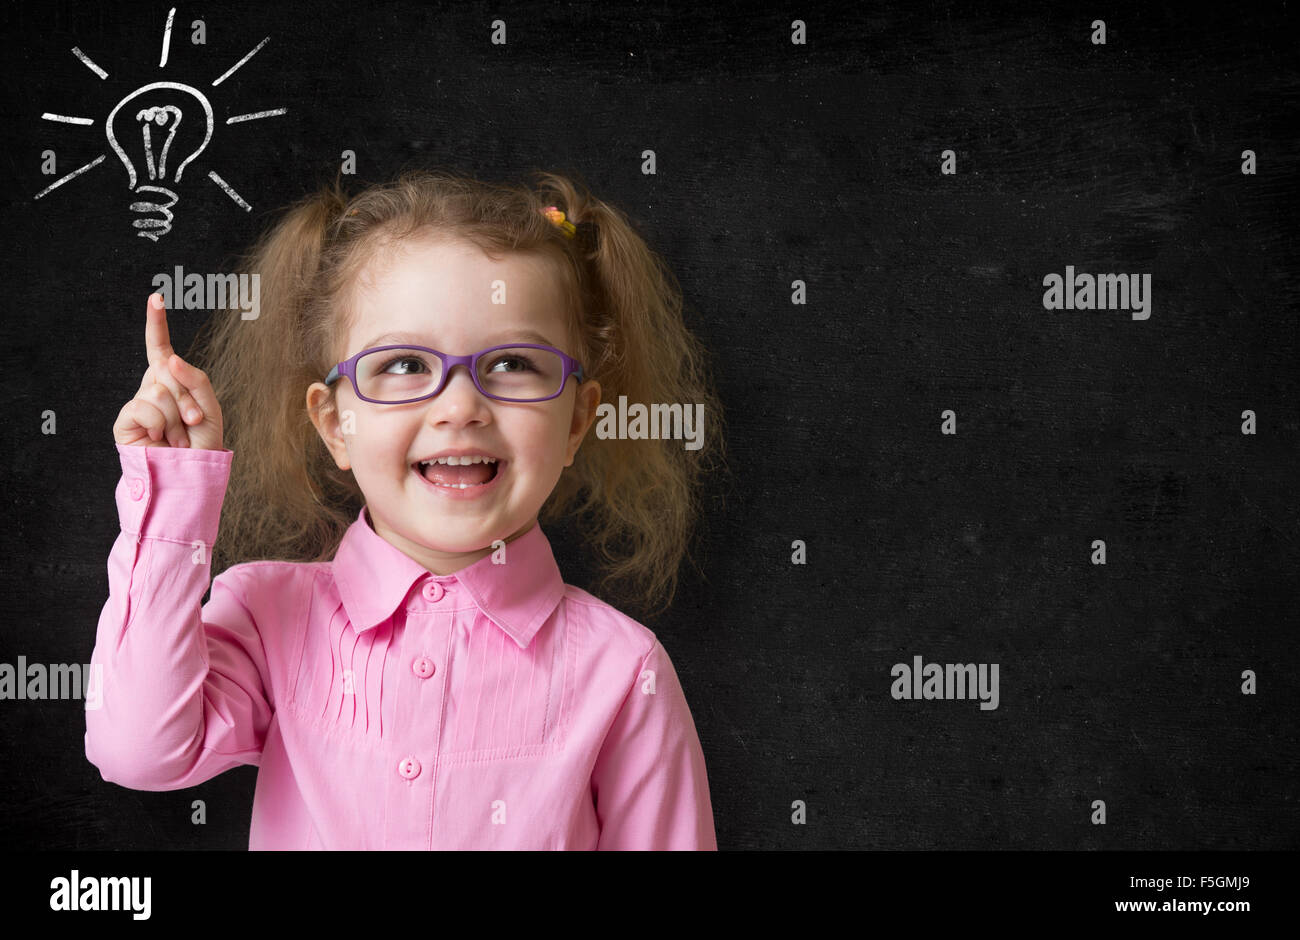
[84,443,274,791]
[590,639,718,850]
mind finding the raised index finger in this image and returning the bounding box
[145,293,175,371]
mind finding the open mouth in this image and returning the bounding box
[413,458,502,489]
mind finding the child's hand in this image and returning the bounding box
[113,293,225,451]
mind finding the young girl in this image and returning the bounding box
[87,168,726,850]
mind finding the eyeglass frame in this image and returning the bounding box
[323,342,586,405]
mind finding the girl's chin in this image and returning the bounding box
[412,533,502,559]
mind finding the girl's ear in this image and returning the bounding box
[306,382,352,471]
[564,379,602,467]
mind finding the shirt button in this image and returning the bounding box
[398,756,421,780]
[129,478,145,500]
[422,580,445,602]
[412,656,435,679]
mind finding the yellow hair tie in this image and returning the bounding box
[542,206,577,238]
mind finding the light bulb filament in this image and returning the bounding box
[135,105,182,181]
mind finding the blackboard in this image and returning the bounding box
[2,0,1296,854]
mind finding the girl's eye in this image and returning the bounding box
[381,356,428,374]
[485,354,537,373]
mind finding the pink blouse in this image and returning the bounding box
[85,443,717,850]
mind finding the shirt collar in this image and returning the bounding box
[331,506,566,650]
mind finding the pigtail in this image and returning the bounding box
[531,171,728,617]
[186,173,362,576]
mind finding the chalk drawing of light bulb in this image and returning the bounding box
[34,7,285,241]
[106,82,213,242]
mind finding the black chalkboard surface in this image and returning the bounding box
[1,0,1296,855]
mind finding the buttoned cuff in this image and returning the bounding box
[115,443,234,545]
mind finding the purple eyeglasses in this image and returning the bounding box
[324,342,586,404]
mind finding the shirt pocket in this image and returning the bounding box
[434,609,575,765]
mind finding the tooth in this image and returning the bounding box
[417,455,498,466]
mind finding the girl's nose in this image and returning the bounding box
[428,364,491,422]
